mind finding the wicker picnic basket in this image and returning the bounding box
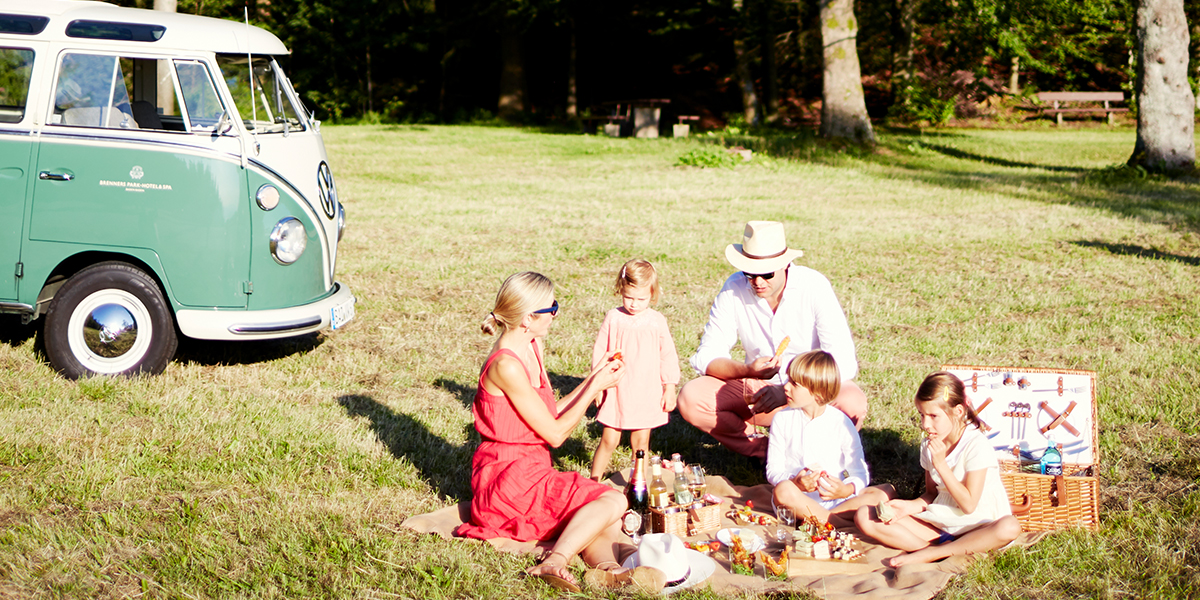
[943,365,1100,531]
[649,501,721,537]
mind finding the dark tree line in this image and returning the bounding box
[115,0,1196,169]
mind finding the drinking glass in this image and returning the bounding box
[773,506,795,544]
[687,464,707,499]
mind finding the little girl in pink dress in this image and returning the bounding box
[589,259,681,481]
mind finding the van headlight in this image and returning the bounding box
[337,203,346,241]
[270,217,307,264]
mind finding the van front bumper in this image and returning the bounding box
[175,282,355,341]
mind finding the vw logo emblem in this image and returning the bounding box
[316,162,337,220]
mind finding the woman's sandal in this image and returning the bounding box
[530,552,581,593]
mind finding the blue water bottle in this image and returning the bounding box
[1039,442,1063,476]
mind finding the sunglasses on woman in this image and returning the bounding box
[532,300,559,316]
[743,271,776,282]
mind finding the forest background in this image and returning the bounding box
[114,0,1200,128]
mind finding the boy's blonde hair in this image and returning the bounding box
[482,271,554,336]
[614,259,660,303]
[786,350,841,405]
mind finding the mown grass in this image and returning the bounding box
[1,124,1198,599]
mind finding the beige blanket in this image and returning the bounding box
[401,472,1044,599]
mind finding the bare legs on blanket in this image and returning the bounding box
[526,490,639,591]
[854,501,1021,568]
[773,481,892,529]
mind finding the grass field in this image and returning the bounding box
[1,124,1198,599]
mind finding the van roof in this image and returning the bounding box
[0,0,289,55]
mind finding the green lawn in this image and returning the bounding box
[1,124,1197,599]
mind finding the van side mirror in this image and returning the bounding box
[215,110,235,136]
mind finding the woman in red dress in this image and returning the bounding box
[456,272,643,592]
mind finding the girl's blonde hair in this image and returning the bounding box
[915,371,982,428]
[482,271,554,336]
[786,350,841,405]
[614,259,660,303]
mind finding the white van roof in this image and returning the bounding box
[0,0,289,55]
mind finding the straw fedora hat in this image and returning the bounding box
[725,221,804,274]
[622,533,716,594]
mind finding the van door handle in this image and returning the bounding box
[39,171,74,182]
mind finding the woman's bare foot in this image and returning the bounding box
[528,552,580,592]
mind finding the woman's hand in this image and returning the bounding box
[590,350,626,390]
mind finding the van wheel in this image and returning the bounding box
[43,262,178,379]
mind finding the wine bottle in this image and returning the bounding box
[648,456,671,509]
[622,450,648,536]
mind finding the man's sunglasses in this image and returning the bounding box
[532,300,559,316]
[743,271,776,282]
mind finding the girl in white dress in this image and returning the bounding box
[856,372,1020,567]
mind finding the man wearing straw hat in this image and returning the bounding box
[678,220,868,460]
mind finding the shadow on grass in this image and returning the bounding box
[338,393,475,500]
[433,377,476,409]
[860,427,925,500]
[704,127,1200,233]
[1072,241,1200,266]
[0,314,37,347]
[175,332,324,367]
[916,142,1086,173]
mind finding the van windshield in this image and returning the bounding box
[216,55,306,134]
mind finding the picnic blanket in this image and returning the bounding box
[401,471,1046,599]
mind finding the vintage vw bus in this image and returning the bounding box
[0,0,354,378]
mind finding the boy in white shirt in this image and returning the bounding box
[769,351,888,527]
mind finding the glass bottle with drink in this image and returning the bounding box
[648,455,671,510]
[672,460,694,506]
[622,449,648,537]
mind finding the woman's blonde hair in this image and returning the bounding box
[614,259,660,303]
[915,371,982,428]
[482,271,554,336]
[786,350,841,405]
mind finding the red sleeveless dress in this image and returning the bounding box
[455,343,611,541]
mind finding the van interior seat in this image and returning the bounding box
[62,106,139,129]
[131,100,163,129]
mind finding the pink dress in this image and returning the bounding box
[590,307,681,430]
[455,342,611,542]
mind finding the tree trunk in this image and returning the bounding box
[1129,0,1194,173]
[497,20,526,120]
[891,0,916,102]
[732,0,760,126]
[820,0,874,142]
[567,19,577,119]
[1009,56,1020,95]
[762,0,778,122]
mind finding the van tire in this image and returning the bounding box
[43,262,178,379]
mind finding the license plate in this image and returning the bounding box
[331,296,356,329]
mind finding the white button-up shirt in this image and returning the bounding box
[689,264,858,384]
[765,406,869,505]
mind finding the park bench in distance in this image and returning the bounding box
[1037,91,1128,126]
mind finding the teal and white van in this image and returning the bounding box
[0,0,354,378]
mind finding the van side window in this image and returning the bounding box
[217,55,306,134]
[174,60,225,132]
[0,47,33,124]
[50,53,138,129]
[50,54,186,132]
